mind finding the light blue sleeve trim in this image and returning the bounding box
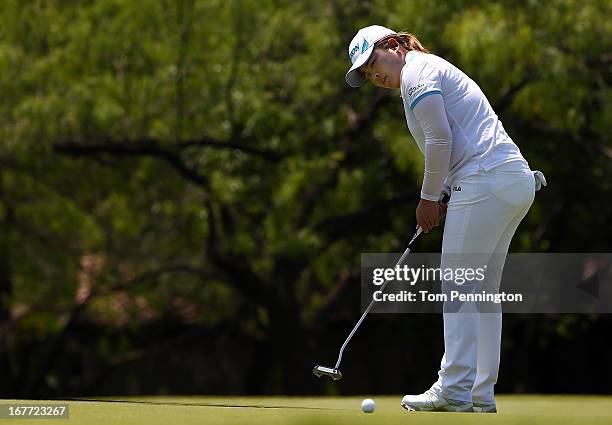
[410,90,442,110]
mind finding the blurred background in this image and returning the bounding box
[0,0,611,398]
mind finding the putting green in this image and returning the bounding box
[1,395,611,425]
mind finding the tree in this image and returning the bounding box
[0,0,610,396]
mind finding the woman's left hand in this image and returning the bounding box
[416,199,440,233]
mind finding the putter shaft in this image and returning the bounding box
[313,227,423,380]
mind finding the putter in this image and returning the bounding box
[313,226,424,381]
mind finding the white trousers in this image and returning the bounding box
[430,161,535,404]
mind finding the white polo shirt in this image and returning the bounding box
[400,51,527,191]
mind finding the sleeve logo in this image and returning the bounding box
[407,83,424,97]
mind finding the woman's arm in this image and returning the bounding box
[411,93,452,201]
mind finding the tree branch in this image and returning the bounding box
[293,89,392,229]
[178,136,284,162]
[494,75,536,113]
[53,141,209,187]
[314,191,418,241]
[205,199,272,307]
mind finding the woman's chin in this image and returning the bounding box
[388,80,400,89]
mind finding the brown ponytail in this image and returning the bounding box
[396,32,429,53]
[375,32,429,53]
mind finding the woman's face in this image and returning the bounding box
[359,40,406,89]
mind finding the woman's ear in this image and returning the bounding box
[387,37,400,51]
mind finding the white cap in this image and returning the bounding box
[345,25,396,88]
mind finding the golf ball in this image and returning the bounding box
[361,398,375,413]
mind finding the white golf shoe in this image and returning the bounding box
[473,402,497,413]
[401,389,473,412]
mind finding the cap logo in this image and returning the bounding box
[349,43,360,60]
[361,40,369,53]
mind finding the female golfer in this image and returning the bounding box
[346,25,545,413]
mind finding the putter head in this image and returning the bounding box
[312,365,342,380]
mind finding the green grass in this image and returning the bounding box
[1,395,611,425]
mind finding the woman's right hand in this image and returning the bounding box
[416,199,440,233]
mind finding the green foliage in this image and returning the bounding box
[0,0,610,395]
